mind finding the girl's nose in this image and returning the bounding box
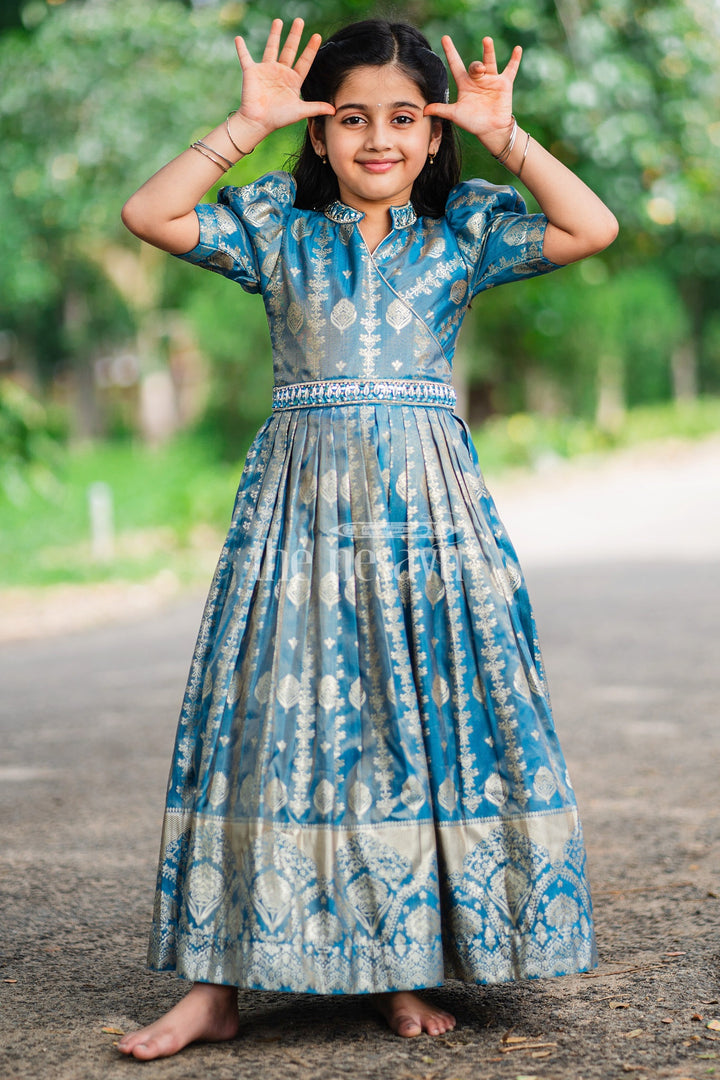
[364,121,393,151]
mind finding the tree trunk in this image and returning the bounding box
[65,289,102,439]
[595,353,625,433]
[671,341,699,401]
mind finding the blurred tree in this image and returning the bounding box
[0,0,287,448]
[1,0,718,454]
[0,0,23,34]
[247,0,720,414]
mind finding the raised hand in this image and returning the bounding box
[233,18,334,143]
[424,36,520,155]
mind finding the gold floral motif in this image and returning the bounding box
[317,674,340,711]
[483,772,508,807]
[253,868,294,928]
[254,670,273,704]
[286,302,304,335]
[319,469,338,503]
[450,279,468,305]
[264,777,289,812]
[348,781,372,816]
[420,236,446,259]
[313,778,335,815]
[533,766,559,803]
[349,678,367,711]
[227,669,242,705]
[472,674,487,704]
[424,570,446,607]
[319,571,340,608]
[432,674,450,708]
[331,298,357,332]
[275,673,301,710]
[285,572,311,607]
[400,775,425,812]
[385,299,413,332]
[186,863,225,925]
[437,777,458,812]
[208,772,229,808]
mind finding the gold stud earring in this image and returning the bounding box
[428,152,436,166]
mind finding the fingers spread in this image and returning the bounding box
[235,35,253,67]
[502,44,523,81]
[278,17,304,66]
[481,36,498,73]
[294,32,323,81]
[440,35,468,83]
[262,18,284,63]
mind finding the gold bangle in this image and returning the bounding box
[517,131,531,178]
[226,111,254,156]
[189,141,227,171]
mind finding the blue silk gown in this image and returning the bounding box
[147,171,597,993]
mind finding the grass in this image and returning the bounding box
[0,435,242,588]
[1,398,718,589]
[470,397,720,474]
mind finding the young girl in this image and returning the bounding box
[118,17,617,1060]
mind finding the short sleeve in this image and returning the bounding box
[445,179,561,297]
[173,171,296,294]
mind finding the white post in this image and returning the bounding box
[88,482,115,563]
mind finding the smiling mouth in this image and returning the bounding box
[359,160,399,172]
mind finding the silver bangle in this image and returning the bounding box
[493,116,518,164]
[226,111,254,157]
[194,139,233,170]
[517,130,531,178]
[189,141,228,171]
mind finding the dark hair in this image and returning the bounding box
[291,20,460,218]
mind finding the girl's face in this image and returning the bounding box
[310,64,442,216]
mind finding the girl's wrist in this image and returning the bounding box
[478,116,517,159]
[226,111,267,156]
[188,114,262,176]
[482,120,531,178]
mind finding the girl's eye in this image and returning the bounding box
[393,114,415,125]
[341,115,366,126]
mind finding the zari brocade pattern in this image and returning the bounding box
[149,172,597,993]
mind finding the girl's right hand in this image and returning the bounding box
[121,17,333,255]
[233,18,334,146]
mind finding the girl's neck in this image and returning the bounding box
[357,205,394,253]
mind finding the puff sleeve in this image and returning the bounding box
[173,170,296,294]
[445,179,561,298]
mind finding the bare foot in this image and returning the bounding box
[116,982,240,1060]
[371,990,457,1038]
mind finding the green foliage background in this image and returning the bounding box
[0,0,719,585]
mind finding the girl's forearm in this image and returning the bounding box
[121,113,262,254]
[498,126,618,265]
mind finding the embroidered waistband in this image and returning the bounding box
[272,379,456,411]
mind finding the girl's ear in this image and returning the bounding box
[308,117,327,159]
[429,118,443,156]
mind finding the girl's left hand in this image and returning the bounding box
[425,36,520,156]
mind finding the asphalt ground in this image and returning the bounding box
[1,438,719,1080]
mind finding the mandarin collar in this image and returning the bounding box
[324,200,417,228]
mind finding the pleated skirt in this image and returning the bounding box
[148,402,596,992]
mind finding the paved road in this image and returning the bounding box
[1,443,719,1079]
